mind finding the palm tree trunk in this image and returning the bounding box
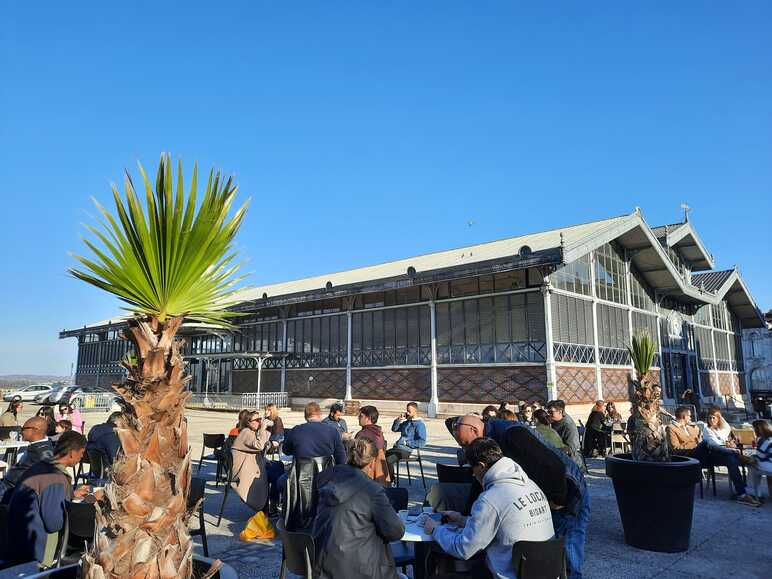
[84,316,195,579]
[631,375,670,462]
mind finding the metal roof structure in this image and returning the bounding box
[60,208,766,335]
[692,270,735,293]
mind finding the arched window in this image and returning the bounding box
[750,366,771,390]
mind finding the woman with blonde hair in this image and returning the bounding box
[699,406,758,506]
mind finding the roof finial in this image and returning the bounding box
[634,206,642,215]
[680,202,691,223]
[559,232,565,249]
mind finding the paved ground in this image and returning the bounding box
[15,406,772,578]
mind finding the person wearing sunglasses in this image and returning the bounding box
[231,411,272,512]
[0,417,54,502]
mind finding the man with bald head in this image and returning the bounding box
[453,413,589,579]
[0,416,54,502]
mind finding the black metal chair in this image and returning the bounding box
[382,487,414,575]
[64,501,96,561]
[394,448,426,489]
[216,446,237,527]
[276,518,315,579]
[188,477,209,557]
[383,486,408,512]
[198,434,226,483]
[0,426,21,441]
[512,538,567,579]
[85,448,108,483]
[437,463,474,484]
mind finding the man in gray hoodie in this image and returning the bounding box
[424,438,554,579]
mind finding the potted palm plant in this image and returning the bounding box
[605,330,701,553]
[69,155,248,578]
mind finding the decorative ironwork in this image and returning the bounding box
[553,342,595,364]
[352,347,431,368]
[437,366,547,403]
[231,356,284,370]
[437,341,544,365]
[599,347,631,366]
[715,359,732,372]
[285,352,347,368]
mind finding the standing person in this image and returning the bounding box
[454,414,589,579]
[547,400,583,469]
[386,402,427,481]
[35,407,57,437]
[519,404,536,427]
[322,402,350,440]
[699,406,757,506]
[0,399,23,428]
[231,411,272,511]
[2,431,89,566]
[0,417,54,501]
[312,438,406,579]
[583,401,609,457]
[424,438,554,579]
[55,402,84,433]
[745,419,772,503]
[355,405,389,484]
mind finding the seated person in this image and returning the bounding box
[745,419,772,504]
[229,409,251,437]
[533,409,568,452]
[2,431,89,566]
[424,438,554,579]
[231,411,272,511]
[547,400,583,469]
[35,407,58,437]
[86,411,124,467]
[312,438,406,579]
[0,417,54,502]
[497,409,517,423]
[50,419,73,443]
[699,405,757,506]
[667,406,705,459]
[386,401,427,480]
[283,402,347,465]
[481,405,499,420]
[355,405,389,484]
[519,405,535,427]
[0,399,23,429]
[583,400,610,457]
[321,402,349,440]
[264,403,285,443]
[55,402,84,433]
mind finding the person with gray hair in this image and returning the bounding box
[312,437,406,579]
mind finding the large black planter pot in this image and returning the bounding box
[605,453,701,553]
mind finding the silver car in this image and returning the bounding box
[3,384,54,402]
[37,385,79,405]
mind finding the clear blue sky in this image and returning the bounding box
[1,2,770,375]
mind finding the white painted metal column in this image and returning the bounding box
[345,311,353,401]
[709,327,720,402]
[722,306,737,398]
[280,319,287,393]
[256,356,265,406]
[654,298,665,391]
[428,301,440,418]
[589,252,603,399]
[624,254,635,385]
[542,282,558,401]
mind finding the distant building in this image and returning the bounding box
[60,209,765,415]
[743,311,772,393]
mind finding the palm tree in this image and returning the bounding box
[627,330,669,461]
[70,154,249,579]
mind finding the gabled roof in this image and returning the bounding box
[650,221,714,271]
[692,270,734,293]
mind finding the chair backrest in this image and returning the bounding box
[283,456,334,531]
[87,448,107,480]
[65,500,96,540]
[437,463,474,484]
[202,433,225,450]
[383,486,408,512]
[512,538,566,579]
[276,519,315,578]
[188,477,206,510]
[0,503,9,556]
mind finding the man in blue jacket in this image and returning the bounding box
[386,402,427,482]
[4,431,89,565]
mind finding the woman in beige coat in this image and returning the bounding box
[231,410,272,511]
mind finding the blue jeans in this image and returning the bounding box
[706,445,746,495]
[552,490,590,579]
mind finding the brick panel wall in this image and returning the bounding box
[556,366,597,404]
[352,368,431,402]
[438,366,547,404]
[601,368,633,402]
[717,372,734,396]
[286,369,346,399]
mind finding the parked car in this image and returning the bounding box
[37,384,79,405]
[65,385,122,410]
[3,384,54,402]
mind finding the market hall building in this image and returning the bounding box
[60,209,765,417]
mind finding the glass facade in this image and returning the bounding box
[352,306,431,366]
[550,253,591,296]
[594,243,628,304]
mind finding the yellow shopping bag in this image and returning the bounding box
[239,511,276,541]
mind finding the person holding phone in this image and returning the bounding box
[386,402,427,482]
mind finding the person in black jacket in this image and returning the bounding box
[283,402,347,465]
[86,412,123,467]
[0,417,54,503]
[312,437,406,579]
[582,400,610,457]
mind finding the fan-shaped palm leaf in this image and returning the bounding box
[70,153,249,326]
